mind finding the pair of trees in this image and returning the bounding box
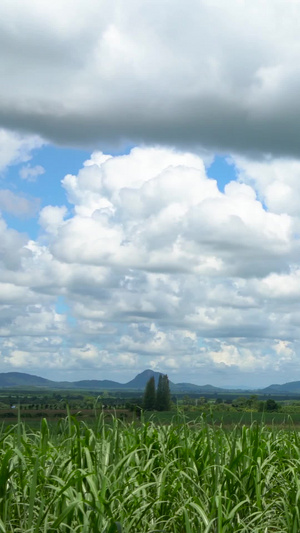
[143,374,171,411]
[258,398,280,412]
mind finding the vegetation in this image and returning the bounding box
[143,374,171,411]
[143,376,156,410]
[1,387,300,426]
[1,413,300,531]
[155,374,171,411]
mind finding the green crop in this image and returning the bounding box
[0,412,300,532]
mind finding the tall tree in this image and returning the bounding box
[161,374,171,411]
[156,374,171,411]
[143,376,156,410]
[155,375,164,411]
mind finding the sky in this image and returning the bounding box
[1,1,300,387]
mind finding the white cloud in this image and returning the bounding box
[0,216,29,269]
[39,205,68,235]
[19,164,45,182]
[70,344,100,361]
[1,1,300,155]
[0,189,39,217]
[47,147,292,281]
[255,270,300,300]
[0,145,300,385]
[0,305,67,338]
[273,340,294,362]
[0,129,44,172]
[232,156,300,216]
[209,343,262,371]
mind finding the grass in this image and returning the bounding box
[1,412,300,531]
[144,410,300,427]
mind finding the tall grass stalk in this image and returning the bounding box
[0,414,299,531]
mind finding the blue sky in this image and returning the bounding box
[0,0,300,387]
[2,145,90,238]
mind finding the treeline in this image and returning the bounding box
[143,374,171,411]
[0,392,144,411]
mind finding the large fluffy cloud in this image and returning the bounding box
[1,0,300,155]
[0,145,299,385]
[51,147,292,280]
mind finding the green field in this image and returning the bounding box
[2,408,299,431]
[144,409,300,427]
[1,413,300,532]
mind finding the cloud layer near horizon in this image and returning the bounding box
[0,146,300,385]
[1,0,300,156]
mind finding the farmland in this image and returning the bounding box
[1,412,300,532]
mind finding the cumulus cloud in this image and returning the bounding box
[39,205,68,235]
[49,147,292,281]
[0,216,30,269]
[233,155,300,216]
[1,1,300,156]
[0,145,300,385]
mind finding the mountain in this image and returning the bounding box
[126,371,224,393]
[3,370,299,395]
[261,381,300,394]
[0,372,54,388]
[172,382,223,393]
[126,369,167,389]
[71,371,172,391]
[0,369,224,392]
[71,380,123,390]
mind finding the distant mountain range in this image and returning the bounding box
[0,370,300,395]
[0,370,223,393]
[262,382,300,394]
